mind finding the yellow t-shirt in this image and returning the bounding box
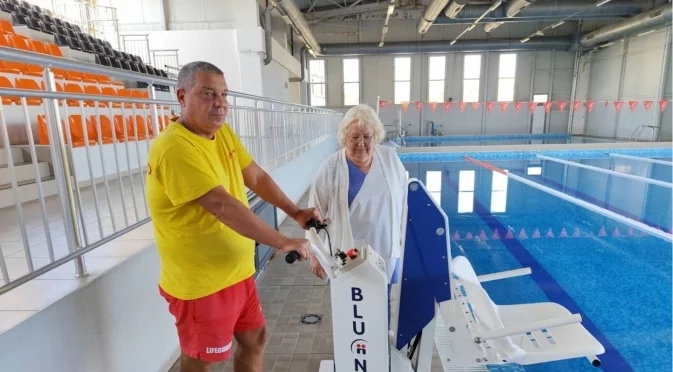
[146,120,255,300]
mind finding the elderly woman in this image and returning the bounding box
[306,104,407,307]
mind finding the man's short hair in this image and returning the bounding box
[177,61,224,90]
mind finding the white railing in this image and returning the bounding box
[0,46,341,295]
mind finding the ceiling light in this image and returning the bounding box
[637,30,656,37]
[595,0,612,6]
[551,21,565,29]
[520,37,530,43]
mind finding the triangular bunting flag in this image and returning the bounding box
[557,100,567,111]
[612,227,621,237]
[471,102,481,111]
[628,100,638,112]
[401,102,410,112]
[528,102,537,113]
[492,229,501,240]
[443,101,452,112]
[559,228,569,238]
[500,102,510,113]
[465,232,473,240]
[428,102,439,112]
[486,101,495,113]
[452,231,461,241]
[643,100,654,111]
[598,226,607,237]
[532,228,541,239]
[378,100,388,110]
[572,227,581,238]
[659,99,669,112]
[613,100,624,112]
[505,230,514,239]
[545,228,554,238]
[459,102,467,112]
[572,101,582,111]
[586,100,596,112]
[415,101,423,112]
[479,230,487,240]
[628,227,635,237]
[518,228,527,239]
[515,102,524,113]
[543,102,552,113]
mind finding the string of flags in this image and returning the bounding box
[450,225,671,241]
[378,99,670,113]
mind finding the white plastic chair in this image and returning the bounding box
[450,255,605,367]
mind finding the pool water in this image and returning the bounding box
[403,157,672,372]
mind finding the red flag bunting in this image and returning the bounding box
[643,100,654,111]
[459,102,467,112]
[543,101,552,113]
[515,102,524,113]
[528,102,537,113]
[500,102,510,113]
[486,101,495,113]
[613,100,624,112]
[659,99,669,112]
[428,102,439,112]
[378,100,387,110]
[443,101,452,112]
[471,102,481,111]
[556,100,567,111]
[572,101,582,112]
[586,100,596,112]
[415,101,423,112]
[628,100,638,112]
[401,102,410,112]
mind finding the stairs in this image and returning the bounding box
[0,147,58,209]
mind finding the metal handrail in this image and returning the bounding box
[0,88,178,106]
[0,46,340,113]
[0,46,175,86]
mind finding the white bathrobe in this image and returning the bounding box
[306,145,407,282]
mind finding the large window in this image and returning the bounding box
[497,53,517,102]
[463,54,481,102]
[343,58,360,106]
[394,57,411,104]
[428,56,445,103]
[309,60,326,106]
[458,170,475,213]
[426,171,442,204]
[490,171,509,213]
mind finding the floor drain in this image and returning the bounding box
[300,314,322,324]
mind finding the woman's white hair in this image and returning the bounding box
[337,104,386,147]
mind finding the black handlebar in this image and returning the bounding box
[285,218,327,264]
[285,251,300,264]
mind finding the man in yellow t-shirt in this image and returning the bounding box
[146,61,322,372]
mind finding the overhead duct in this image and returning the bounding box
[484,0,537,32]
[445,0,468,19]
[435,0,665,24]
[505,0,538,17]
[274,0,321,56]
[580,4,672,47]
[320,37,573,56]
[418,0,451,33]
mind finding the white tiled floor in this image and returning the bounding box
[0,173,155,334]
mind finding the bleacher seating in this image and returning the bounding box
[0,0,175,149]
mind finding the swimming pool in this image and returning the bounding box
[402,154,672,372]
[396,136,615,147]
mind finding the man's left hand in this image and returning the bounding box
[293,208,324,229]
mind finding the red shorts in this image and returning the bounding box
[159,276,265,363]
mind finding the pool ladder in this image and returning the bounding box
[629,125,659,142]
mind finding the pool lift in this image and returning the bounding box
[287,178,605,371]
